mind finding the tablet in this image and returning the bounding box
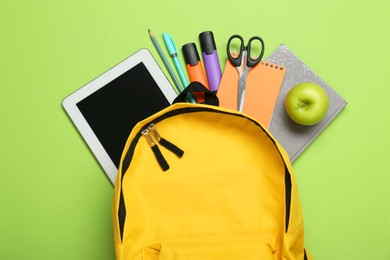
[63,49,177,184]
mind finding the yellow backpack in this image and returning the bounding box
[113,83,312,259]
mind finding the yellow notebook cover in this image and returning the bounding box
[217,60,286,128]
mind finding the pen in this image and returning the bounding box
[199,31,222,92]
[162,32,197,104]
[162,32,189,87]
[148,29,182,95]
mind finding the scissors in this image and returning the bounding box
[226,35,265,112]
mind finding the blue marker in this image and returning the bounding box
[163,32,196,103]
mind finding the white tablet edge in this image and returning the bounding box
[62,48,177,184]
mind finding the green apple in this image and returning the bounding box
[285,82,329,126]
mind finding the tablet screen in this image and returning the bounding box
[76,62,170,168]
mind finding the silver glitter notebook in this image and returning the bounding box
[266,44,347,162]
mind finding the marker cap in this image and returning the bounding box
[182,43,200,66]
[199,31,217,55]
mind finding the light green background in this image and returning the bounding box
[1,0,389,259]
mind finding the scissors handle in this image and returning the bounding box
[246,36,264,67]
[226,34,245,67]
[227,35,265,68]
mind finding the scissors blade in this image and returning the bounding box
[237,66,251,112]
[237,74,247,112]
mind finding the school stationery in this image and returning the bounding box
[217,37,286,128]
[225,34,265,112]
[182,42,209,103]
[148,29,182,94]
[199,31,222,92]
[162,32,189,88]
[62,49,177,184]
[266,44,347,162]
[113,83,312,259]
[163,32,197,104]
[182,43,209,89]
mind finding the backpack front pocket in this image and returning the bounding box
[142,233,279,260]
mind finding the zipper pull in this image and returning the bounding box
[141,129,169,171]
[148,123,184,158]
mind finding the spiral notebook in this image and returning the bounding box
[217,59,286,128]
[266,44,347,162]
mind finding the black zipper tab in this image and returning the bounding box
[141,129,169,171]
[148,123,184,158]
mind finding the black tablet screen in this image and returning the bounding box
[76,62,170,168]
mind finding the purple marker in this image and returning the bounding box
[199,31,222,93]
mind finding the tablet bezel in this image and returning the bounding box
[62,48,177,184]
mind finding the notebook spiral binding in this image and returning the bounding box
[259,60,284,70]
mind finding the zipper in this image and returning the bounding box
[141,123,184,171]
[148,123,184,158]
[141,128,169,171]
